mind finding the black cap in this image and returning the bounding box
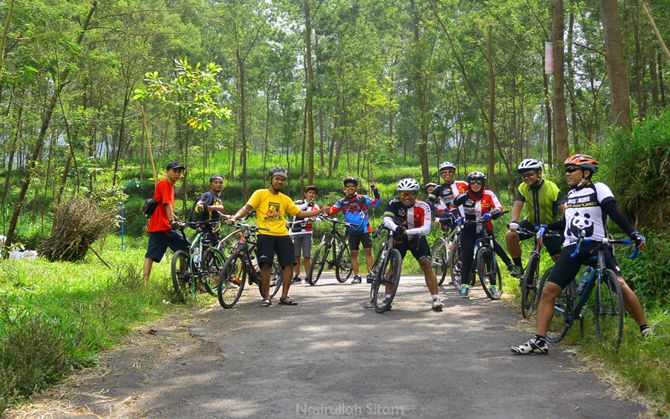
[209,173,224,183]
[166,161,186,171]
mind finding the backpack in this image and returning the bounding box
[142,198,159,219]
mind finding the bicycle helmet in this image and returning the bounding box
[466,171,487,185]
[268,167,288,178]
[396,178,421,192]
[343,176,359,186]
[438,161,456,172]
[517,159,543,173]
[305,185,319,193]
[564,154,598,173]
[424,182,438,193]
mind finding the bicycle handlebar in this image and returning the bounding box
[321,217,355,228]
[455,210,509,226]
[232,222,271,233]
[570,236,638,259]
[172,219,219,230]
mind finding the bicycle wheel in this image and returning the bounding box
[449,244,463,291]
[171,250,196,303]
[542,269,574,343]
[520,252,540,318]
[306,243,328,285]
[477,247,502,300]
[269,260,283,298]
[335,242,353,283]
[594,269,624,351]
[217,253,247,309]
[201,249,225,296]
[371,249,402,313]
[431,237,448,286]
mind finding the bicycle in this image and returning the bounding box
[430,216,461,287]
[171,220,227,302]
[517,226,562,318]
[217,222,283,309]
[369,226,403,313]
[455,213,507,300]
[539,235,638,351]
[306,217,354,285]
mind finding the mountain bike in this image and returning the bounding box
[217,223,283,309]
[430,216,461,287]
[171,220,227,302]
[369,226,402,313]
[306,217,354,285]
[539,235,638,351]
[517,225,562,318]
[456,213,507,300]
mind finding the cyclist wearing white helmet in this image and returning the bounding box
[382,178,444,311]
[427,161,468,230]
[505,159,565,276]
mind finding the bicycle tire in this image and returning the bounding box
[594,269,624,351]
[520,252,540,318]
[371,248,402,313]
[544,269,574,343]
[335,242,353,283]
[269,260,283,298]
[217,253,247,309]
[431,237,448,286]
[449,244,463,291]
[171,250,196,303]
[201,248,225,296]
[477,247,502,300]
[306,243,328,285]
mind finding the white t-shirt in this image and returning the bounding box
[563,182,615,246]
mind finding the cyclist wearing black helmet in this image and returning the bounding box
[328,176,381,284]
[427,161,468,230]
[227,167,329,307]
[290,185,321,284]
[505,159,565,276]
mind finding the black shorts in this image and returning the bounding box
[145,230,188,263]
[348,233,372,250]
[395,236,431,261]
[256,234,294,269]
[517,220,563,257]
[548,242,622,289]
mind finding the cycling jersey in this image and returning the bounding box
[452,189,503,233]
[515,179,564,225]
[291,200,320,234]
[427,181,468,217]
[560,182,614,246]
[382,198,432,238]
[329,193,381,234]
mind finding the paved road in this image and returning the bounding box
[10,274,646,418]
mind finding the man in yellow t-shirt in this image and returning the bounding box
[227,167,329,307]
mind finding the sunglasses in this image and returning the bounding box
[440,170,455,174]
[565,167,580,173]
[469,180,484,185]
[520,172,536,178]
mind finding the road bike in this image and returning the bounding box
[217,223,282,309]
[430,216,461,287]
[306,217,354,285]
[369,226,402,313]
[171,220,227,302]
[539,235,638,351]
[517,225,562,318]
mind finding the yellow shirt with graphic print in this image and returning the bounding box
[247,189,301,236]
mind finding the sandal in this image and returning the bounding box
[260,298,272,307]
[278,296,298,306]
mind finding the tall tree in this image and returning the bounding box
[552,0,569,161]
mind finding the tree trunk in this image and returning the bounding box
[487,26,496,188]
[304,0,315,185]
[410,0,430,184]
[600,0,632,130]
[112,87,131,186]
[649,47,659,110]
[567,7,579,153]
[1,101,22,207]
[236,49,248,198]
[5,1,97,249]
[552,0,569,161]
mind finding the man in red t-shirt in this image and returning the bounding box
[143,161,189,281]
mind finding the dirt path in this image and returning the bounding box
[7,274,647,418]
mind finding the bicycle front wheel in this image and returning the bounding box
[202,249,225,296]
[477,247,502,300]
[171,250,196,303]
[217,253,247,309]
[371,249,402,313]
[335,243,353,283]
[449,243,463,291]
[431,237,448,286]
[594,269,624,351]
[269,260,283,298]
[307,243,328,285]
[520,252,540,318]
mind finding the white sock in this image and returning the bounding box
[432,294,440,301]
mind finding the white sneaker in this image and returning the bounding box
[510,337,548,355]
[432,300,444,312]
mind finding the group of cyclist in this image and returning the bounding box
[145,153,652,351]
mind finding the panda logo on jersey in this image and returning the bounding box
[568,211,594,238]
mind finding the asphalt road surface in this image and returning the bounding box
[9,274,646,418]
